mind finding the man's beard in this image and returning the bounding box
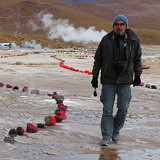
[117,29,124,36]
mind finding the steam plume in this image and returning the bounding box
[28,13,107,44]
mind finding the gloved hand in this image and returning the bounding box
[133,76,141,87]
[91,76,98,88]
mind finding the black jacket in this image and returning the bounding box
[92,29,142,85]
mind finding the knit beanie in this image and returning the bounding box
[113,15,128,27]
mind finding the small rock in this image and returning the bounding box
[4,136,15,144]
[145,84,151,88]
[9,129,17,137]
[151,85,157,89]
[31,89,39,94]
[16,127,24,135]
[22,86,28,92]
[37,123,45,128]
[0,82,4,87]
[13,86,19,90]
[6,84,12,88]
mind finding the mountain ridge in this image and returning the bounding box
[0,0,159,47]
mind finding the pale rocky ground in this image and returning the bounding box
[0,46,159,160]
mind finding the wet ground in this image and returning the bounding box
[0,47,159,160]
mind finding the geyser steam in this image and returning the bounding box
[28,12,107,44]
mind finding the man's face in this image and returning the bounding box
[113,20,126,36]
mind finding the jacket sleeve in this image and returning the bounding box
[134,39,142,77]
[92,39,103,77]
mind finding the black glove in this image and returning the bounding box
[91,76,98,88]
[93,88,97,97]
[133,76,141,87]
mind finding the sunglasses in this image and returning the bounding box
[114,23,126,26]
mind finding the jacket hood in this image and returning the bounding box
[126,29,139,41]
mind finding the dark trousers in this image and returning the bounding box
[100,84,132,139]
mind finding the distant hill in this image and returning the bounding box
[63,0,99,2]
[79,0,160,30]
[0,0,159,48]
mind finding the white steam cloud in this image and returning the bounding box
[28,13,107,44]
[28,20,40,31]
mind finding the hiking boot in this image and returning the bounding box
[100,138,110,146]
[112,132,119,143]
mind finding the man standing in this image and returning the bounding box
[91,15,142,146]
